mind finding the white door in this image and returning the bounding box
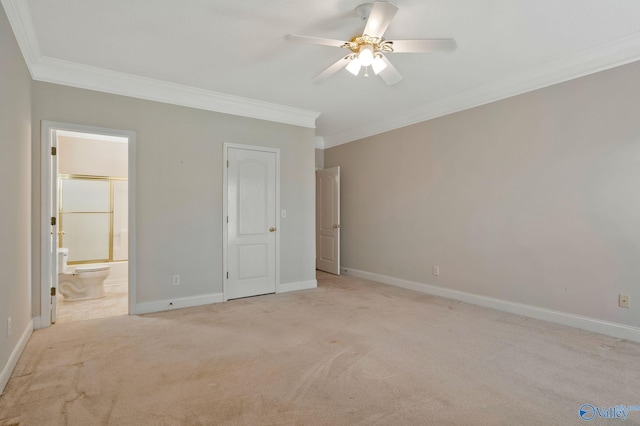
[226,147,278,300]
[50,131,59,323]
[316,167,340,275]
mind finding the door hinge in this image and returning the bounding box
[51,217,56,226]
[51,287,56,296]
[227,160,229,168]
[226,272,229,279]
[51,146,57,156]
[226,216,229,223]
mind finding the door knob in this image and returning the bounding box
[58,231,66,236]
[269,227,276,232]
[333,224,341,229]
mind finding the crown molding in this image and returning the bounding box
[323,31,640,148]
[1,0,40,69]
[1,0,319,129]
[30,57,320,128]
[5,0,640,138]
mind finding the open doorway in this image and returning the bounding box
[316,166,340,275]
[40,122,136,327]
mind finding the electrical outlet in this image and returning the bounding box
[433,265,440,276]
[619,294,630,308]
[173,275,181,286]
[7,317,11,337]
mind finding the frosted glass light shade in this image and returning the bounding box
[346,58,362,76]
[372,56,387,75]
[358,45,374,66]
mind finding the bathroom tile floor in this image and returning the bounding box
[55,283,128,324]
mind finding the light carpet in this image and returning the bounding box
[1,272,639,425]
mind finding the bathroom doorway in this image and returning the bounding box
[40,122,136,327]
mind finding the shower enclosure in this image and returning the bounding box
[58,175,128,263]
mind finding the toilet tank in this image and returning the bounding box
[57,248,69,273]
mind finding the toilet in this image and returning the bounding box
[57,248,111,301]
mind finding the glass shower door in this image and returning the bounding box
[59,177,111,263]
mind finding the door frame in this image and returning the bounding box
[39,121,137,327]
[222,143,280,301]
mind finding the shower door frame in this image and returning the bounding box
[58,174,129,264]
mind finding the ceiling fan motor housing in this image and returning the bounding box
[344,35,394,55]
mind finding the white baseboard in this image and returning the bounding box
[343,267,640,343]
[133,281,318,315]
[134,293,224,315]
[1,319,33,395]
[277,280,317,293]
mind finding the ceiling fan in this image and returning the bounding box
[286,1,457,85]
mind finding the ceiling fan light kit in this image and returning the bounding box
[357,44,374,66]
[286,1,457,85]
[345,58,362,76]
[343,34,391,77]
[371,56,387,74]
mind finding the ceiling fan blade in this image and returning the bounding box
[377,55,403,85]
[363,1,399,38]
[285,34,346,48]
[313,56,351,83]
[390,38,458,53]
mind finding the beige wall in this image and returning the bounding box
[325,60,640,328]
[315,148,324,170]
[58,136,128,177]
[32,82,316,315]
[0,6,32,385]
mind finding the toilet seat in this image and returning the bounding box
[75,265,110,273]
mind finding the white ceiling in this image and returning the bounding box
[5,0,640,147]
